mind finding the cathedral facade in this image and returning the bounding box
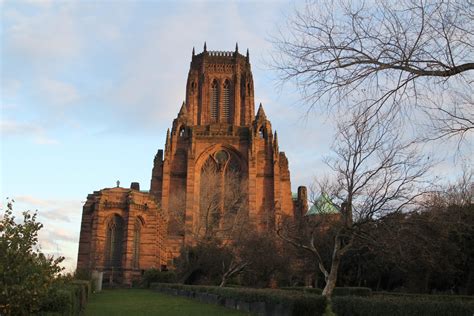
[77,45,307,285]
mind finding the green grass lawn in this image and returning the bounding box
[84,289,249,316]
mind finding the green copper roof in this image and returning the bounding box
[306,193,340,216]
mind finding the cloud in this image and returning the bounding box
[3,4,82,62]
[38,78,79,106]
[1,79,22,98]
[0,119,59,145]
[5,195,82,272]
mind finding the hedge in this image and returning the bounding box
[281,287,323,295]
[152,283,327,316]
[333,287,372,297]
[373,291,474,301]
[332,295,474,316]
[142,269,176,287]
[281,286,371,297]
[39,280,92,315]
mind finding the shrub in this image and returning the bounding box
[0,201,64,315]
[152,283,327,316]
[333,287,372,297]
[281,286,324,295]
[332,295,474,316]
[373,291,474,301]
[39,280,92,315]
[142,269,176,287]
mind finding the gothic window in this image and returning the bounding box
[258,126,265,139]
[222,80,230,122]
[105,215,124,268]
[132,218,141,269]
[199,151,246,237]
[211,80,219,122]
[179,126,186,137]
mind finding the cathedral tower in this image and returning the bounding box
[150,44,305,259]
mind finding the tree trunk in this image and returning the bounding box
[322,251,342,298]
[219,276,227,287]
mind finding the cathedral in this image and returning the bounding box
[77,44,308,285]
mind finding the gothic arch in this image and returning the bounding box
[210,79,219,122]
[105,214,124,268]
[132,217,143,269]
[195,144,247,173]
[222,79,231,122]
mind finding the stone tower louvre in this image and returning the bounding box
[150,44,305,258]
[77,45,307,286]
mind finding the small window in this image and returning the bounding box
[223,80,230,122]
[258,126,265,139]
[211,80,218,122]
[179,126,186,137]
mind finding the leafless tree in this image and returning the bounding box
[196,165,248,240]
[272,0,473,144]
[278,105,433,298]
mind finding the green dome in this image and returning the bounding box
[306,193,339,216]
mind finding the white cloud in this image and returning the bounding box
[1,78,22,98]
[5,195,82,272]
[38,78,79,106]
[4,4,82,61]
[0,119,59,145]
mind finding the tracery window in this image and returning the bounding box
[132,218,141,269]
[222,80,230,122]
[105,215,124,268]
[199,150,246,238]
[211,80,219,122]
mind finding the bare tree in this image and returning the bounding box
[272,0,473,144]
[278,106,433,298]
[175,163,251,286]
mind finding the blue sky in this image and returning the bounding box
[1,0,467,272]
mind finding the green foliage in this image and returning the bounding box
[142,269,176,287]
[333,287,372,297]
[281,286,371,297]
[0,199,64,315]
[152,283,328,316]
[332,295,474,316]
[39,279,92,315]
[281,286,324,295]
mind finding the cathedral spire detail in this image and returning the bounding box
[256,103,266,120]
[178,101,187,117]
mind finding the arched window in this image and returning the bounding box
[105,215,124,268]
[258,126,265,139]
[211,80,219,122]
[199,151,246,238]
[179,126,186,137]
[222,80,230,122]
[132,218,141,269]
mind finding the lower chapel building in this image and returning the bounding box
[77,45,308,285]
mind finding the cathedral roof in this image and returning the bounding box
[306,193,340,216]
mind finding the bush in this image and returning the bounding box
[142,269,176,287]
[333,287,372,297]
[152,283,327,316]
[281,286,323,295]
[0,201,64,315]
[39,280,92,315]
[373,291,474,301]
[332,295,474,316]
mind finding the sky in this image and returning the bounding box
[0,0,469,272]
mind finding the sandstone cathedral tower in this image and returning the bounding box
[77,44,307,285]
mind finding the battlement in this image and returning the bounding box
[207,50,234,57]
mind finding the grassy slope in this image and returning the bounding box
[84,289,249,316]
